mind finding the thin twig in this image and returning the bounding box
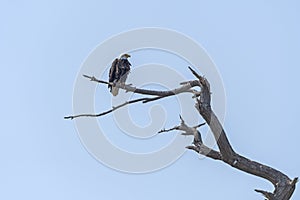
[158,115,205,143]
[159,115,219,159]
[186,145,222,160]
[83,74,111,85]
[158,126,180,133]
[194,122,206,129]
[188,66,202,80]
[64,97,150,120]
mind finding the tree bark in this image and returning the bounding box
[189,67,298,199]
[66,69,298,199]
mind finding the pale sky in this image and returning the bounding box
[1,0,299,199]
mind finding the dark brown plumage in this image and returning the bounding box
[108,54,131,96]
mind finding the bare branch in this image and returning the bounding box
[65,67,297,199]
[83,74,111,85]
[190,67,297,199]
[65,74,201,120]
[186,145,222,160]
[142,96,165,103]
[158,116,205,135]
[254,189,274,199]
[64,97,149,120]
[83,74,201,97]
[193,122,206,129]
[159,115,220,160]
[158,126,180,134]
[159,115,204,143]
[188,66,203,80]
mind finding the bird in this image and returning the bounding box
[108,53,131,96]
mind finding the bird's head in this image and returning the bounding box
[120,53,131,59]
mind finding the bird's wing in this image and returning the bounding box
[108,58,119,88]
[119,59,131,78]
[125,59,131,67]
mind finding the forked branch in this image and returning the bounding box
[65,67,297,199]
[188,67,297,199]
[64,75,201,119]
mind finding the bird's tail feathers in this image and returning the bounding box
[111,87,119,96]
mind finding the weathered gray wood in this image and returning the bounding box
[66,69,297,199]
[190,68,297,200]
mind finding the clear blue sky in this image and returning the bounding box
[1,0,299,199]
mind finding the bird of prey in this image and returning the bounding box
[108,53,131,96]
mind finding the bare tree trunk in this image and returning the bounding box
[65,69,298,199]
[188,67,298,200]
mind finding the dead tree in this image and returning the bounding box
[65,67,297,199]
